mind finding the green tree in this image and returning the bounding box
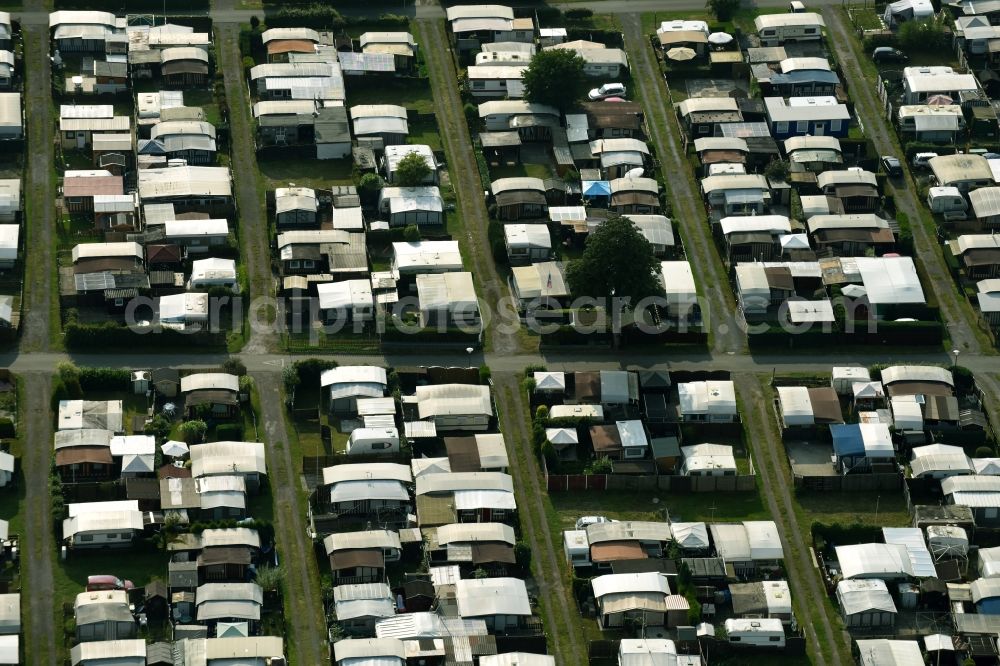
[395,151,432,186]
[765,158,790,182]
[222,358,247,376]
[144,414,172,442]
[255,565,285,591]
[567,214,663,303]
[357,173,382,205]
[898,16,950,53]
[403,224,421,242]
[706,0,741,21]
[179,420,207,444]
[523,49,588,113]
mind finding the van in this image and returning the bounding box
[789,1,806,11]
[86,575,135,592]
[724,618,787,647]
[912,152,938,169]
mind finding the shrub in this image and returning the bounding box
[565,8,593,19]
[222,358,247,376]
[0,418,14,438]
[535,405,549,420]
[144,414,171,442]
[78,368,130,391]
[976,446,995,458]
[294,358,337,386]
[179,420,208,444]
[479,365,491,384]
[403,224,421,242]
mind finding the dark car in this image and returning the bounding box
[872,47,908,63]
[881,155,903,177]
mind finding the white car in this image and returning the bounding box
[575,515,614,530]
[588,83,626,101]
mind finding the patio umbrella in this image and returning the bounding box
[926,94,953,105]
[708,32,734,45]
[667,47,697,62]
[161,440,189,457]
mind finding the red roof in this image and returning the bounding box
[63,175,124,198]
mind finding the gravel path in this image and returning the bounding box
[216,23,276,354]
[21,373,55,666]
[621,14,744,354]
[20,23,55,352]
[735,374,848,666]
[493,375,585,665]
[824,8,984,354]
[415,19,522,354]
[252,371,327,665]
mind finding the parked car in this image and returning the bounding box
[872,47,908,63]
[912,152,938,169]
[87,575,135,592]
[588,83,626,101]
[789,1,806,11]
[881,155,903,177]
[575,515,614,530]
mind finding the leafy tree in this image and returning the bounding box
[222,358,247,376]
[898,16,949,54]
[567,214,663,303]
[765,158,790,182]
[255,565,285,591]
[523,49,588,113]
[144,414,172,442]
[706,0,741,21]
[395,151,432,187]
[403,224,421,242]
[357,173,382,205]
[976,446,995,459]
[281,364,300,393]
[179,420,207,444]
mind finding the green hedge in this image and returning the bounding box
[79,368,131,392]
[215,423,244,441]
[64,322,227,351]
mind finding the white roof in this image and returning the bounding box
[320,366,388,389]
[190,257,236,284]
[479,654,555,666]
[777,386,813,425]
[694,136,748,153]
[416,272,478,311]
[137,166,232,199]
[109,434,154,457]
[392,239,462,273]
[164,218,228,238]
[71,639,146,665]
[677,97,739,116]
[835,543,914,579]
[670,522,709,550]
[534,371,566,392]
[322,462,412,486]
[780,57,832,73]
[71,242,141,262]
[883,527,936,578]
[504,223,551,249]
[592,572,670,600]
[755,13,826,29]
[720,215,791,235]
[881,365,953,386]
[455,577,530,617]
[743,521,783,560]
[438,522,515,546]
[415,471,512,495]
[970,187,1000,218]
[836,579,896,616]
[660,261,698,307]
[63,509,144,538]
[678,380,737,415]
[700,174,769,195]
[317,280,373,311]
[765,96,850,122]
[681,443,736,474]
[180,372,238,394]
[856,640,924,666]
[189,441,266,477]
[658,19,710,35]
[324,529,401,555]
[904,67,978,94]
[261,27,320,44]
[854,256,925,305]
[549,404,604,420]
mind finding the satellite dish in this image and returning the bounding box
[623,167,644,179]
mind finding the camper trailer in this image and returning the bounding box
[724,618,786,647]
[346,428,400,455]
[755,13,825,46]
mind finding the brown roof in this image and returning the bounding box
[658,30,708,45]
[198,547,252,567]
[925,394,960,421]
[445,436,481,472]
[55,445,113,467]
[964,248,1000,267]
[814,229,883,244]
[184,390,239,408]
[581,101,644,131]
[146,244,182,265]
[162,61,209,77]
[159,463,192,479]
[612,192,659,207]
[125,477,160,500]
[471,542,516,565]
[807,387,844,424]
[73,257,141,274]
[330,548,385,571]
[64,175,124,198]
[591,540,648,563]
[834,184,877,199]
[575,371,600,401]
[590,425,622,453]
[700,149,747,165]
[764,266,795,291]
[886,380,954,398]
[266,39,317,55]
[495,191,547,207]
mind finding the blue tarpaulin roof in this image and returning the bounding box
[831,423,864,457]
[582,180,611,197]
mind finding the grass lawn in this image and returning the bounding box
[640,7,785,38]
[408,117,443,152]
[184,89,223,127]
[258,156,355,190]
[346,79,435,115]
[795,491,911,528]
[491,163,553,181]
[849,8,884,31]
[548,489,768,533]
